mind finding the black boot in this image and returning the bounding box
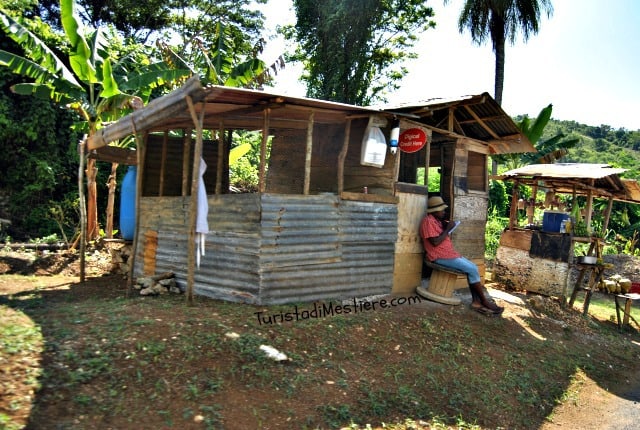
[470,282,504,314]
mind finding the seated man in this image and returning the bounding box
[420,196,504,315]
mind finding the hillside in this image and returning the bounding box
[540,119,640,179]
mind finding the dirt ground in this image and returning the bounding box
[1,248,640,429]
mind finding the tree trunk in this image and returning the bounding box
[86,157,99,241]
[78,139,86,282]
[105,162,119,238]
[491,33,506,176]
[493,35,506,106]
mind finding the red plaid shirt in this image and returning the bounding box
[420,214,461,261]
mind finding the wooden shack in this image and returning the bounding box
[491,163,640,299]
[87,77,532,304]
[384,95,534,290]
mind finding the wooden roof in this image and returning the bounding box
[88,76,533,155]
[382,93,535,154]
[494,163,640,204]
[88,77,381,150]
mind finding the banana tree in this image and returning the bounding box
[497,104,580,171]
[0,0,190,243]
[157,21,280,89]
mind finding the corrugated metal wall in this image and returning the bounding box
[259,194,397,304]
[193,194,262,303]
[135,193,397,305]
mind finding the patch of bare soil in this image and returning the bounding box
[1,249,640,429]
[0,246,115,278]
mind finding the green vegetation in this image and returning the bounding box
[485,112,640,260]
[285,0,435,104]
[0,0,274,242]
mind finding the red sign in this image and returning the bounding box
[398,128,427,153]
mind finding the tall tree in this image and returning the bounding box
[30,0,268,50]
[446,0,553,105]
[286,0,435,105]
[0,0,190,242]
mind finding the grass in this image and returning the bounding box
[1,273,640,429]
[572,291,640,330]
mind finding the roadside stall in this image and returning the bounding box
[86,77,531,305]
[491,163,640,306]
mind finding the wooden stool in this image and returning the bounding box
[614,293,640,331]
[568,263,606,316]
[416,260,463,305]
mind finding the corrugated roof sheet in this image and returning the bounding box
[495,163,640,204]
[89,77,533,155]
[500,163,627,179]
[381,92,534,154]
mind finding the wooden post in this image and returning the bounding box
[602,197,614,233]
[337,119,351,194]
[509,180,519,230]
[182,130,192,197]
[303,111,314,195]
[186,97,205,305]
[393,147,401,188]
[259,109,270,193]
[127,129,147,295]
[216,121,225,194]
[105,162,118,238]
[447,142,456,216]
[585,180,594,232]
[159,131,168,196]
[528,183,538,225]
[78,137,87,283]
[424,136,431,192]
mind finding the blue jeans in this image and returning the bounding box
[434,257,481,284]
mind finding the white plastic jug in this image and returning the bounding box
[360,126,387,168]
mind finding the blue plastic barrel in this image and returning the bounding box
[542,210,569,233]
[120,165,137,240]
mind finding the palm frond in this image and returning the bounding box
[225,59,265,87]
[61,0,97,83]
[0,11,81,87]
[119,66,192,94]
[527,103,552,143]
[11,82,78,105]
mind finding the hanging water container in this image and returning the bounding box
[120,165,137,240]
[360,126,387,168]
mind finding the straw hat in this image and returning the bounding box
[427,196,448,213]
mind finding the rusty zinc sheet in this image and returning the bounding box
[258,194,397,304]
[380,92,534,154]
[178,193,399,305]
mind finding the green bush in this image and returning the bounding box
[488,180,508,217]
[485,209,509,263]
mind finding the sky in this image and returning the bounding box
[259,0,640,131]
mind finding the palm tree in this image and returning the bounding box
[446,0,553,105]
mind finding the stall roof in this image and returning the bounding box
[494,163,640,204]
[380,93,535,154]
[88,76,533,155]
[88,76,379,150]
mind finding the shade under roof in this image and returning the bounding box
[494,163,640,204]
